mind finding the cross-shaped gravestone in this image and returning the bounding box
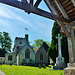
[53,33,66,70]
[56,34,62,57]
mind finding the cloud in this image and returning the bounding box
[0,3,52,32]
[0,8,12,19]
[0,3,54,44]
[0,5,31,25]
[29,18,53,38]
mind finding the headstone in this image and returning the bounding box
[53,34,66,70]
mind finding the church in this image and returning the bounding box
[5,34,49,65]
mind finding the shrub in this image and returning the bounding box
[38,64,41,68]
[43,64,46,69]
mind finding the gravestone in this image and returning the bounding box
[53,34,66,70]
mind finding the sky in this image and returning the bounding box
[0,0,54,49]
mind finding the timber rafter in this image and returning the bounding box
[34,0,42,8]
[49,0,75,22]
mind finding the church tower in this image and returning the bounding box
[13,34,29,53]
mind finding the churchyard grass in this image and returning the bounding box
[0,65,64,75]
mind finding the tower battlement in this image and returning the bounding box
[15,37,25,39]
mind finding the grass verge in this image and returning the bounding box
[0,65,64,75]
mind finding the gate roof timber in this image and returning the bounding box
[49,0,75,23]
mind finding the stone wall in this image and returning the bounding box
[17,43,35,65]
[5,52,16,65]
[35,46,48,65]
[64,67,75,75]
[0,57,5,64]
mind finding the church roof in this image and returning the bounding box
[16,43,33,55]
[5,52,16,55]
[42,42,49,52]
[35,42,49,53]
[35,46,42,53]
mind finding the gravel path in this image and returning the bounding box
[0,70,6,75]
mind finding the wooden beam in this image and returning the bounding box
[68,21,75,28]
[71,0,75,6]
[21,0,30,14]
[22,0,32,14]
[0,0,70,23]
[44,0,71,38]
[54,0,69,19]
[57,21,71,38]
[21,0,27,4]
[44,0,58,15]
[28,0,33,5]
[34,0,42,8]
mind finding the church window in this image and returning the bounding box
[17,46,19,49]
[8,55,12,61]
[40,52,43,60]
[25,49,30,59]
[19,41,22,44]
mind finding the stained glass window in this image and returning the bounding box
[25,49,30,59]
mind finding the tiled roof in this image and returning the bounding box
[35,46,42,53]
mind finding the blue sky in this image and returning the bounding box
[0,0,54,48]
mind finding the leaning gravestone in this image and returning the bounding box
[53,34,66,70]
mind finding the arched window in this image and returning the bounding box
[40,52,43,60]
[8,55,12,61]
[25,49,30,59]
[19,41,22,44]
[17,46,19,49]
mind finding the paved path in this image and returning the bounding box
[0,70,6,75]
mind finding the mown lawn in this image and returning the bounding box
[0,65,64,75]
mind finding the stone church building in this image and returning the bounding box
[5,34,49,65]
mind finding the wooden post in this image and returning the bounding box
[67,38,74,63]
[71,29,75,62]
[64,29,75,75]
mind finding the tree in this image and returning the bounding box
[61,33,69,64]
[32,39,50,51]
[0,32,12,56]
[48,21,69,64]
[48,22,60,63]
